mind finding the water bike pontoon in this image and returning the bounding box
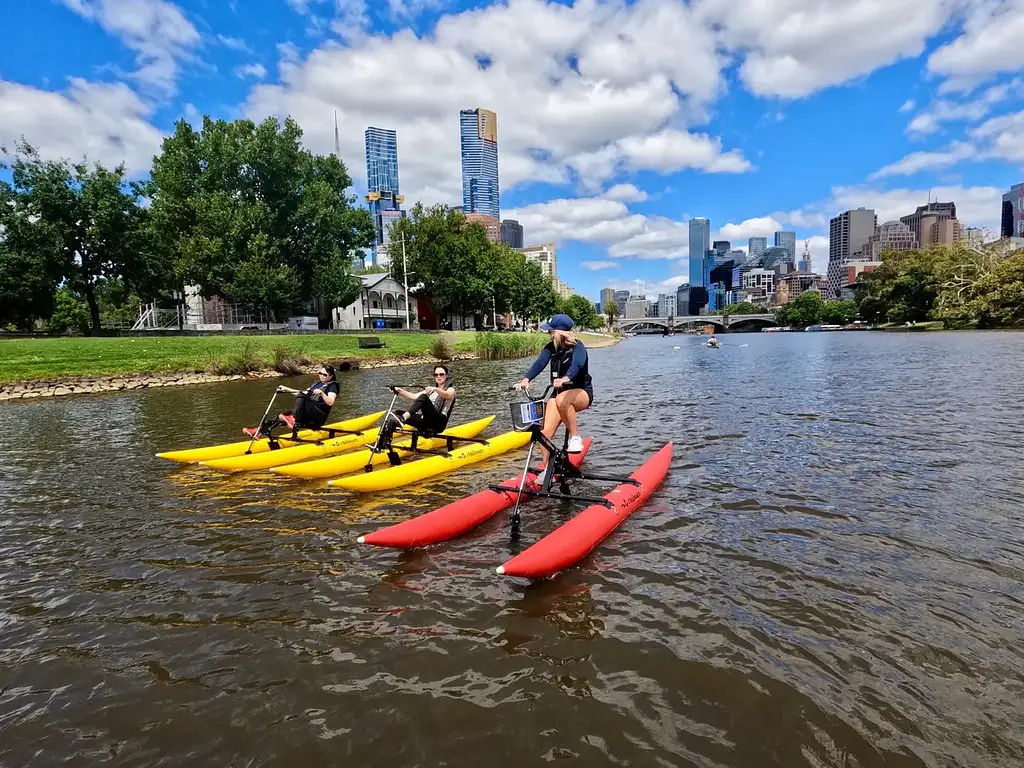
[359,384,673,579]
[326,385,530,492]
[156,397,385,464]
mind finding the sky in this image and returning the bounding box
[2,0,1023,302]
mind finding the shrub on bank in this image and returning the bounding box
[428,335,454,361]
[474,331,546,360]
[206,340,261,375]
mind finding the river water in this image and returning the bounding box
[2,331,1024,767]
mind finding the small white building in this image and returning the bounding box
[332,274,419,331]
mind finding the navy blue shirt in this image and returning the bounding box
[525,341,592,392]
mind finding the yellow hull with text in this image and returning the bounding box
[155,411,384,464]
[327,429,532,492]
[271,416,495,479]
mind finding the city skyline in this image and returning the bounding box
[2,0,1022,303]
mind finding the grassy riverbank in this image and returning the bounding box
[0,331,618,384]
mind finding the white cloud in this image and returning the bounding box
[716,215,784,242]
[971,109,1024,163]
[602,183,648,202]
[245,0,749,206]
[0,78,163,174]
[218,34,250,52]
[693,0,953,98]
[59,0,201,96]
[907,79,1021,135]
[869,141,979,178]
[927,0,1024,88]
[580,260,619,270]
[899,99,916,113]
[235,63,268,80]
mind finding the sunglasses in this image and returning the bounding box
[434,372,447,377]
[318,371,330,376]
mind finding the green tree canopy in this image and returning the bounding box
[0,140,161,332]
[146,115,373,321]
[561,294,601,329]
[387,203,560,324]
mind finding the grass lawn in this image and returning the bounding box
[0,332,476,382]
[0,330,616,383]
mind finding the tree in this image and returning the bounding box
[147,115,373,320]
[0,140,160,332]
[562,294,600,330]
[775,290,822,327]
[723,301,761,315]
[820,299,858,325]
[604,299,619,328]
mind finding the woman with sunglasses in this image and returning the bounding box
[244,364,339,437]
[387,365,456,434]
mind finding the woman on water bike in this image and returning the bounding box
[386,365,456,434]
[514,314,592,481]
[245,363,339,437]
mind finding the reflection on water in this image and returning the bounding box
[2,333,1024,766]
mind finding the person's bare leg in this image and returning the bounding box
[555,389,590,437]
[538,397,562,469]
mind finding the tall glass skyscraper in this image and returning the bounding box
[365,127,405,266]
[688,218,710,287]
[460,108,499,219]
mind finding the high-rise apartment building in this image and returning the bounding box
[460,108,499,219]
[364,127,405,267]
[688,218,710,287]
[774,230,796,261]
[465,213,501,242]
[500,219,523,249]
[827,208,877,297]
[521,243,556,282]
[748,237,767,261]
[1001,182,1024,239]
[688,219,712,288]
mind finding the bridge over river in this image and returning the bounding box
[618,314,778,332]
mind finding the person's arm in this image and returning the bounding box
[430,385,454,402]
[516,347,551,389]
[320,383,338,407]
[394,386,419,400]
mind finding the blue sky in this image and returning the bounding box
[2,0,1023,301]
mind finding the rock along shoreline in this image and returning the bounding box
[0,352,478,403]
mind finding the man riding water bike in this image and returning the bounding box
[244,363,339,438]
[514,314,592,483]
[384,365,456,436]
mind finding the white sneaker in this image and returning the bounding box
[567,435,584,453]
[534,468,547,486]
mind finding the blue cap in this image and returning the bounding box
[540,313,574,332]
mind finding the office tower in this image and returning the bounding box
[900,201,956,245]
[460,108,499,219]
[364,127,405,267]
[600,287,615,310]
[774,230,796,261]
[748,237,767,261]
[500,219,524,249]
[827,208,877,297]
[1000,183,1024,239]
[688,218,710,287]
[712,240,731,258]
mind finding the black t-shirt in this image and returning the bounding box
[304,381,339,414]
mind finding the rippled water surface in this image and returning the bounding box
[3,331,1024,767]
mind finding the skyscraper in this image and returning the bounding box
[460,108,499,219]
[1000,182,1023,238]
[688,218,710,288]
[827,208,877,297]
[501,219,523,249]
[364,127,405,267]
[748,237,767,261]
[774,230,796,262]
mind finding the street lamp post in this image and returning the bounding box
[400,233,412,330]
